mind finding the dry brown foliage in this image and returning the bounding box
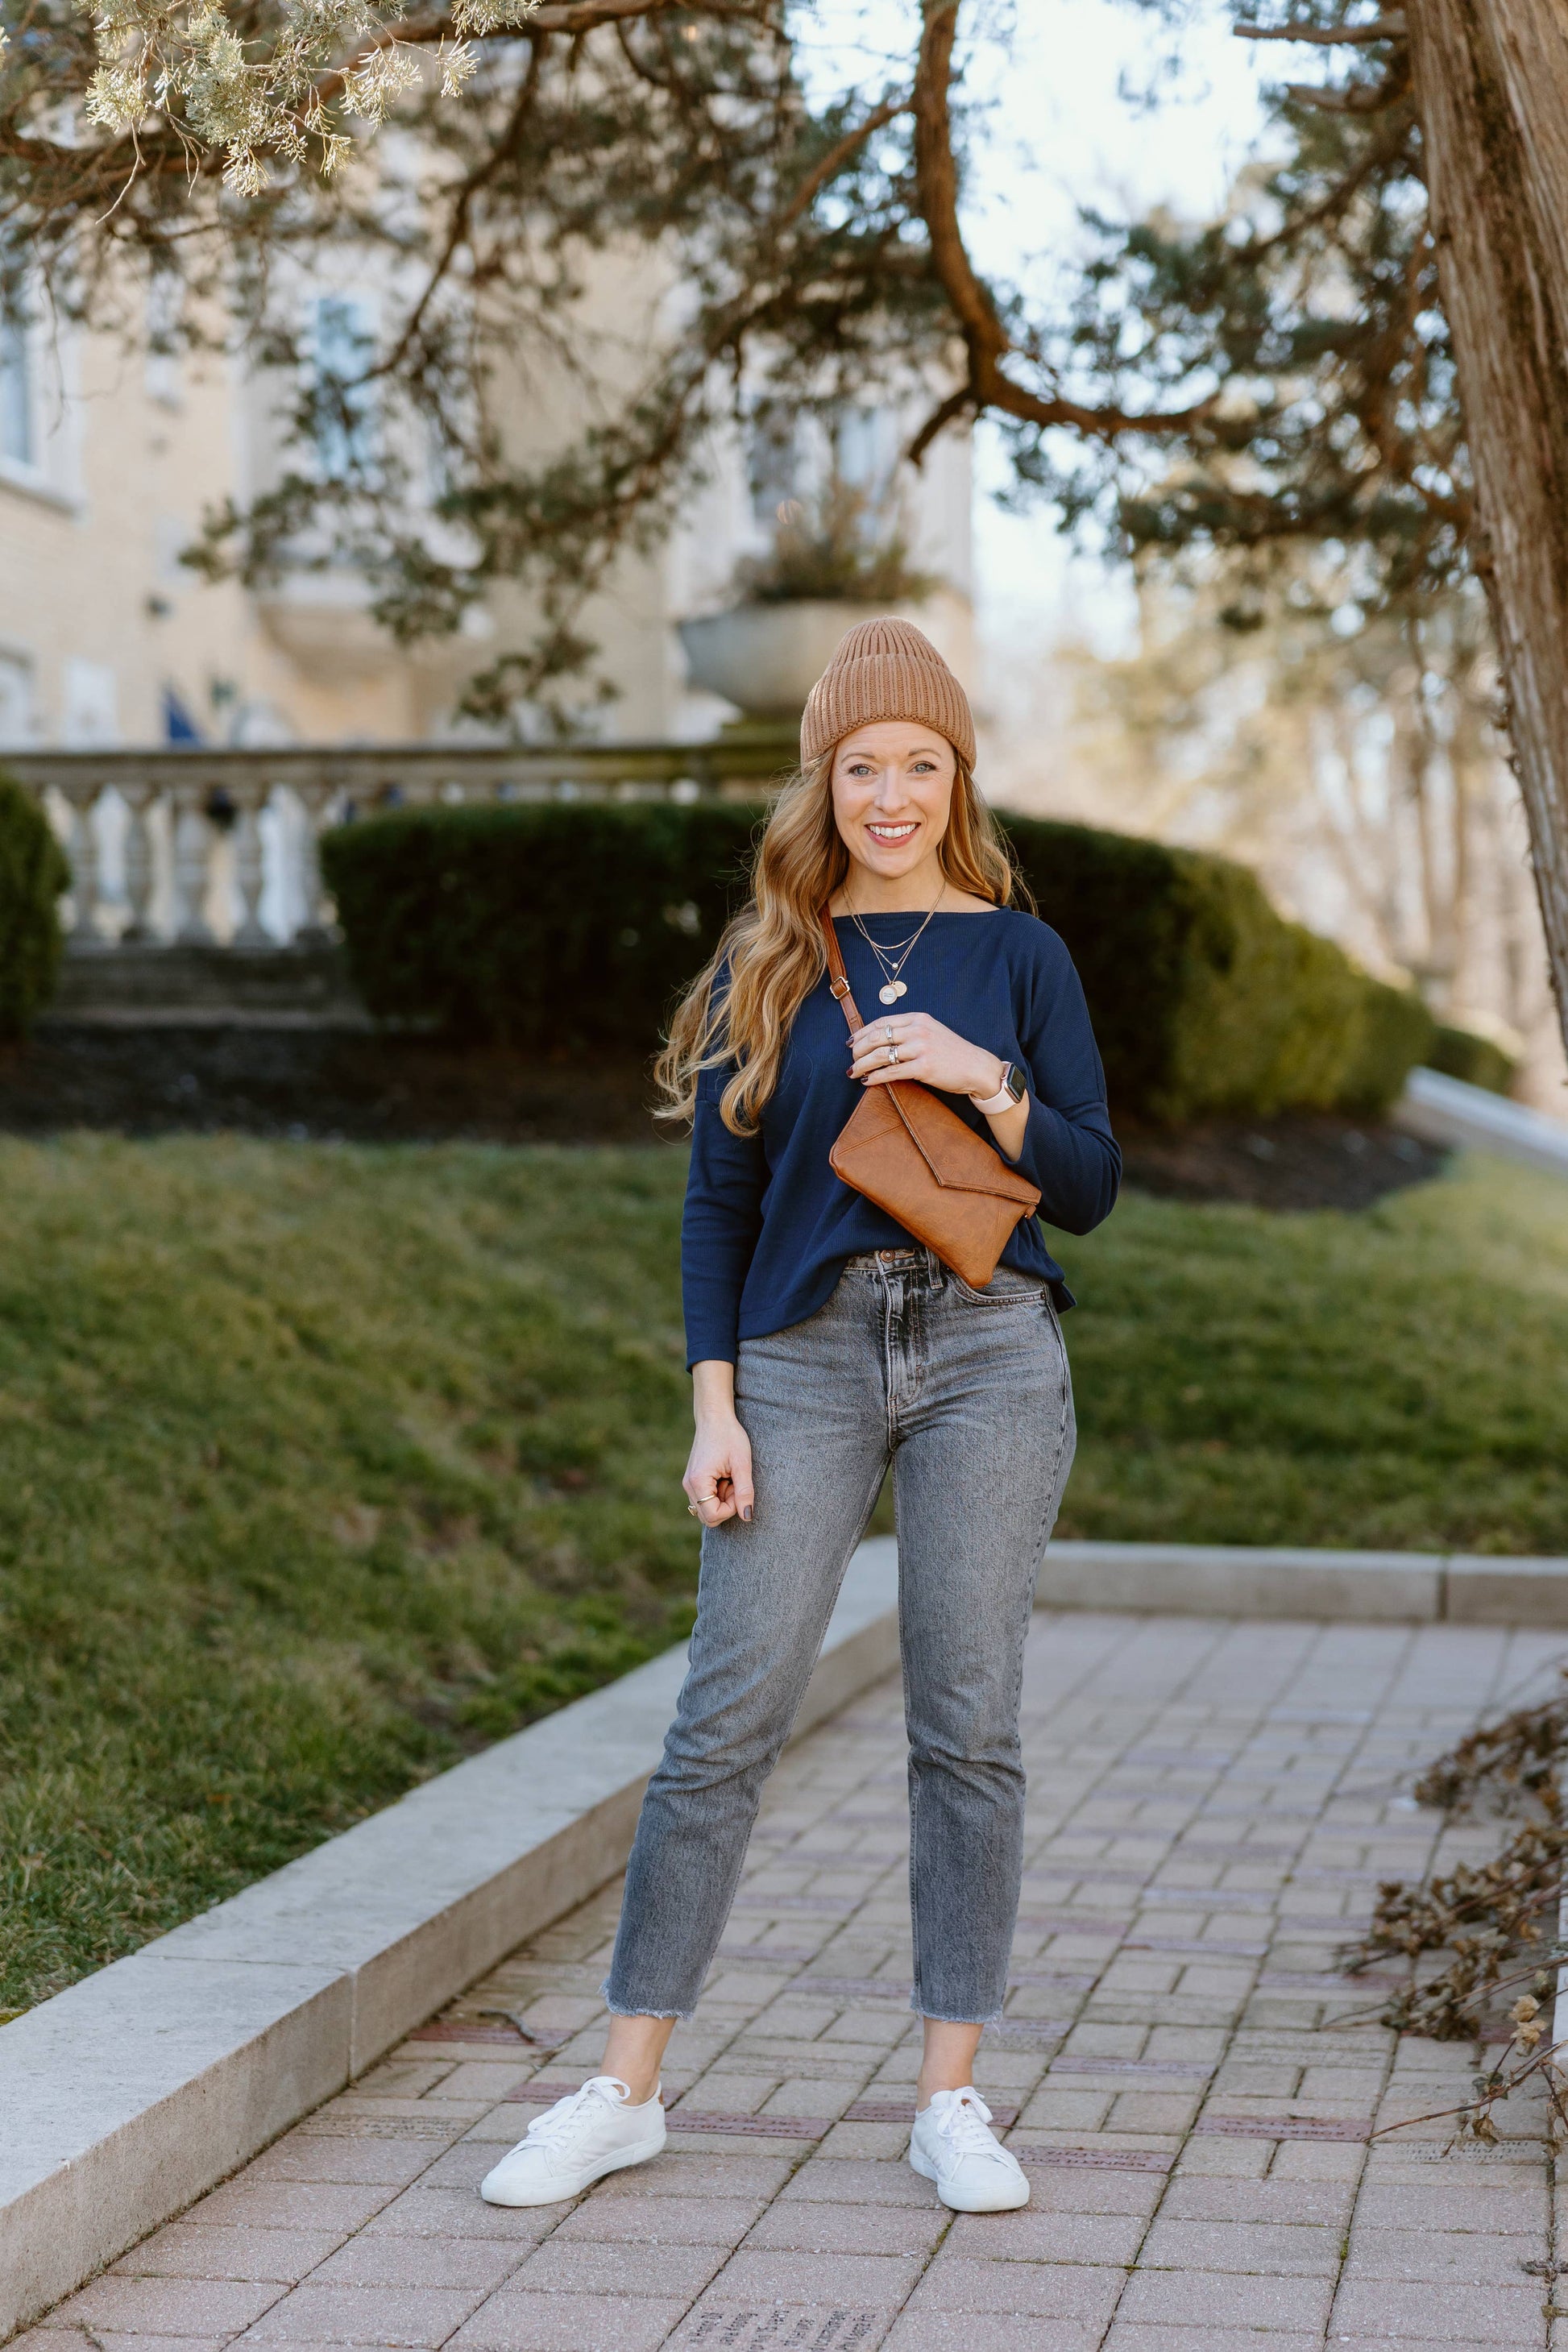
[1341,1669,1568,2143]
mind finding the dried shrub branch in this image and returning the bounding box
[1340,1669,1568,2144]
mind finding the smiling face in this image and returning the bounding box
[830,720,959,890]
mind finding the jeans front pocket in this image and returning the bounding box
[947,1265,1050,1308]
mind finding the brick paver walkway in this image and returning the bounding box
[22,1611,1568,2352]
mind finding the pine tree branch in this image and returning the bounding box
[1285,72,1408,109]
[311,0,760,111]
[906,384,974,465]
[910,0,1216,450]
[368,43,545,384]
[1236,15,1407,42]
[375,0,757,43]
[775,94,910,230]
[531,0,759,28]
[1247,111,1412,255]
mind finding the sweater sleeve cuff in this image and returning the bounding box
[1015,1093,1122,1230]
[685,1329,739,1372]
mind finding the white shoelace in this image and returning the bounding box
[522,2075,630,2150]
[930,2090,1011,2166]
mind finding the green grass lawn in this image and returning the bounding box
[2,1135,1566,2017]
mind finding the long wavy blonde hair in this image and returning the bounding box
[657,748,1019,1135]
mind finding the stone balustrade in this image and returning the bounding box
[6,736,789,949]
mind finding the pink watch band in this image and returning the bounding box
[969,1067,1023,1115]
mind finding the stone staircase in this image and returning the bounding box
[44,943,373,1028]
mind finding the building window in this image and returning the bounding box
[145,274,185,410]
[313,296,376,479]
[747,401,799,525]
[163,683,201,743]
[834,406,897,501]
[63,657,119,747]
[1,309,32,468]
[0,648,34,746]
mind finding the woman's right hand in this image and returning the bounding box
[685,1362,755,1527]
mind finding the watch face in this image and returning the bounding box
[1005,1062,1027,1103]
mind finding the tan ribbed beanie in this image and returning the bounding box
[800,616,976,769]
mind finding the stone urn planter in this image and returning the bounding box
[678,600,886,717]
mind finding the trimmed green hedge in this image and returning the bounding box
[321,801,1435,1120]
[321,803,761,1047]
[1428,1021,1518,1097]
[1001,816,1436,1122]
[0,773,69,1040]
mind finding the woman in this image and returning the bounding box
[481,617,1120,2216]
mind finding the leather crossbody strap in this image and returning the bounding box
[819,906,866,1035]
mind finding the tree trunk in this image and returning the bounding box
[1407,0,1568,1060]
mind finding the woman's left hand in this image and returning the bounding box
[848,1012,1006,1100]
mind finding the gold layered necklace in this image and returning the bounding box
[846,880,946,1005]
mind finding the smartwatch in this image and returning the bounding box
[969,1062,1027,1115]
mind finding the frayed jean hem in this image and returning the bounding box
[599,1979,693,2021]
[911,2001,1006,2027]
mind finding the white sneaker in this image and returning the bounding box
[479,2076,666,2206]
[909,2087,1030,2213]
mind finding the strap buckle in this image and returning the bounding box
[828,976,851,999]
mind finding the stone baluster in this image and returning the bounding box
[292,775,335,942]
[120,783,156,941]
[230,779,271,947]
[60,779,104,947]
[168,781,215,944]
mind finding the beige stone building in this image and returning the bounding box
[0,275,974,757]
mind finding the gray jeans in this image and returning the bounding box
[605,1247,1076,2025]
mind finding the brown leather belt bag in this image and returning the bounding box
[821,907,1042,1292]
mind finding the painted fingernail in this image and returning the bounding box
[741,1505,753,1522]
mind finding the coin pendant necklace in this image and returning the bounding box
[848,880,946,1004]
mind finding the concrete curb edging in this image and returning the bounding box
[1039,1541,1568,1624]
[1396,1065,1568,1179]
[0,1541,901,2342]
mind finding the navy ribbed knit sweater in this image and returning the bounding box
[681,909,1121,1367]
